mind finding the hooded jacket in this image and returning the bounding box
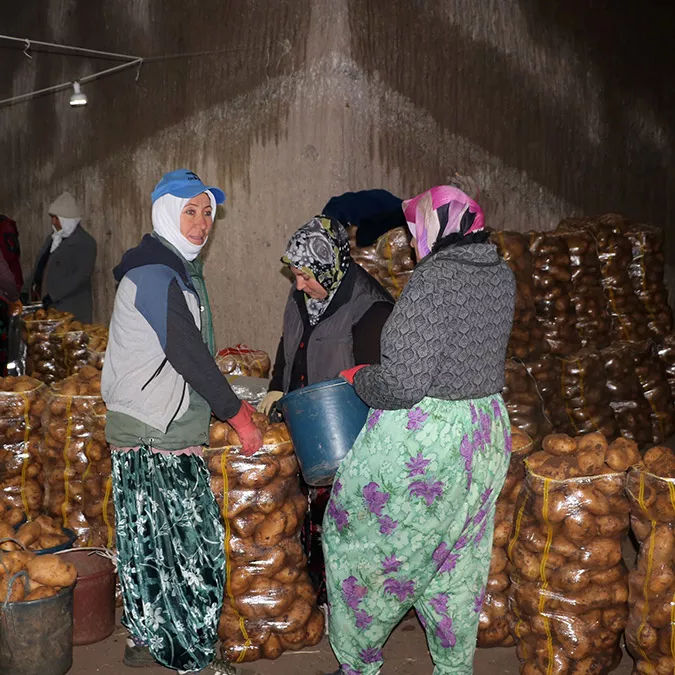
[101,234,240,450]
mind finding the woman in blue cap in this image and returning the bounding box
[102,169,262,674]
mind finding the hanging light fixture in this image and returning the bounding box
[69,81,87,106]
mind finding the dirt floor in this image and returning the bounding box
[69,610,636,675]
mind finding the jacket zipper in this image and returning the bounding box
[167,381,187,428]
[141,357,168,391]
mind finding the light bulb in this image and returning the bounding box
[69,82,87,107]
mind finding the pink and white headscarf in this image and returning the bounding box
[402,185,485,259]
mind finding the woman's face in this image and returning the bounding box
[291,268,328,299]
[51,215,62,231]
[180,192,213,246]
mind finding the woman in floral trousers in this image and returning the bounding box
[324,185,516,675]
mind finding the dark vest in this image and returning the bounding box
[282,264,392,391]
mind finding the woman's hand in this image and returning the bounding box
[227,401,263,456]
[258,391,283,415]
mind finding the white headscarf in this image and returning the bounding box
[50,217,81,253]
[151,191,216,261]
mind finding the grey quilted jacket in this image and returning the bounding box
[353,243,515,410]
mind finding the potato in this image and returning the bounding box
[272,598,312,634]
[543,434,577,456]
[15,521,41,547]
[562,510,598,545]
[304,608,325,645]
[262,634,284,659]
[0,574,26,602]
[25,586,58,601]
[0,522,17,550]
[1,551,33,575]
[26,554,77,587]
[605,437,640,472]
[254,510,287,548]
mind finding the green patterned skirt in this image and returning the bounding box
[111,446,225,672]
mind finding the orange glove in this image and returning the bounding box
[227,401,263,457]
[339,364,368,385]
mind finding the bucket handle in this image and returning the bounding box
[0,537,28,552]
[54,546,118,572]
[2,570,29,609]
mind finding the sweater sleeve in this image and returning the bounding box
[132,269,242,420]
[353,268,444,410]
[268,336,285,392]
[351,301,393,365]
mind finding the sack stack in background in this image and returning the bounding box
[347,226,415,299]
[490,231,545,361]
[51,320,89,379]
[85,324,109,371]
[22,308,72,384]
[622,222,673,340]
[601,343,653,449]
[0,376,45,525]
[558,349,618,439]
[557,221,612,349]
[40,366,114,547]
[632,341,675,444]
[625,446,675,675]
[528,233,579,356]
[508,433,633,675]
[477,427,534,648]
[206,416,324,663]
[525,355,575,436]
[657,335,675,401]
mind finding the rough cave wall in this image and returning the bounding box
[1,0,672,356]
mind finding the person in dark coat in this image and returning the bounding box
[259,216,394,608]
[25,191,96,322]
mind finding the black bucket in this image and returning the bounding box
[0,572,74,675]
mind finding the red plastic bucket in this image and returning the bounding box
[58,550,115,645]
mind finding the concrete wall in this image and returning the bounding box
[1,0,673,357]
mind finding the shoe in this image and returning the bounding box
[123,640,156,668]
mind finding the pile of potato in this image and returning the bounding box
[40,366,111,546]
[206,415,324,662]
[509,432,635,675]
[601,343,653,449]
[348,225,415,299]
[502,360,552,449]
[0,515,73,553]
[632,341,675,445]
[529,233,580,356]
[216,345,271,379]
[0,376,46,523]
[557,222,612,349]
[558,349,617,439]
[625,446,675,674]
[85,324,109,370]
[50,320,89,379]
[490,231,545,361]
[0,549,76,603]
[23,308,73,384]
[657,335,675,401]
[525,355,575,435]
[622,222,673,340]
[477,427,534,647]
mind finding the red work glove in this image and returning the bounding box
[227,400,263,457]
[339,364,368,385]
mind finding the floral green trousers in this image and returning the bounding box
[322,395,511,675]
[111,446,225,672]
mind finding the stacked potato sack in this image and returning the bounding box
[0,550,77,603]
[50,319,89,379]
[0,515,75,552]
[528,233,580,356]
[508,432,637,675]
[590,216,650,343]
[0,376,45,524]
[477,427,534,647]
[22,308,72,384]
[626,446,675,675]
[216,345,271,379]
[490,231,545,361]
[632,341,675,444]
[558,349,618,439]
[85,325,109,371]
[206,415,324,662]
[40,366,113,546]
[347,226,415,299]
[621,221,673,340]
[525,355,575,436]
[657,335,675,401]
[601,343,653,449]
[557,221,612,349]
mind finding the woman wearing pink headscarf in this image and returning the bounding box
[320,186,516,675]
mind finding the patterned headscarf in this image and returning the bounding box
[282,216,351,325]
[402,185,485,259]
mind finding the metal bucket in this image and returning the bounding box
[58,550,115,645]
[0,575,74,675]
[279,379,369,486]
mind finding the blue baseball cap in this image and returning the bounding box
[151,169,226,204]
